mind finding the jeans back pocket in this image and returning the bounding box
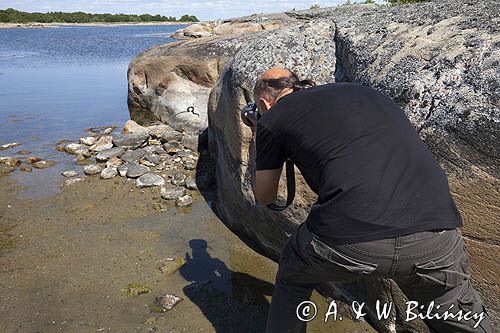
[310,236,378,275]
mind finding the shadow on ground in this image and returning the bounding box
[180,239,273,332]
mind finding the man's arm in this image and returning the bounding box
[253,168,283,205]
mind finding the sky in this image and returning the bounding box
[0,0,385,21]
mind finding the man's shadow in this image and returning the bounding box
[180,239,274,332]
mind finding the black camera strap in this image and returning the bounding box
[266,159,296,211]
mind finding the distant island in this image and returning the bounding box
[0,8,199,24]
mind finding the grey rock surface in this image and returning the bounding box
[62,170,78,178]
[184,176,197,190]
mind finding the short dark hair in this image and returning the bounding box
[253,71,316,103]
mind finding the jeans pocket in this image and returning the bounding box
[310,236,378,275]
[413,238,469,291]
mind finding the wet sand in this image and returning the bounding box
[0,174,375,332]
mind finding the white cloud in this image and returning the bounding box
[1,0,385,20]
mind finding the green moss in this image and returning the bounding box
[121,283,152,297]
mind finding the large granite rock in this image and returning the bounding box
[170,14,287,39]
[128,1,499,331]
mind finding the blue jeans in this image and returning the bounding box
[265,222,491,333]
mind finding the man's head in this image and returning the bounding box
[253,68,315,113]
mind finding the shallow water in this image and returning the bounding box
[0,25,184,197]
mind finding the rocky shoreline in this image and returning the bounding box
[0,119,212,210]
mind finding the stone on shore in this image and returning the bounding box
[79,136,97,146]
[20,165,32,172]
[106,156,123,168]
[26,157,42,164]
[100,167,118,179]
[161,187,186,200]
[64,143,84,154]
[33,160,56,169]
[121,148,147,163]
[126,164,149,178]
[159,257,186,275]
[0,165,16,174]
[83,164,103,175]
[123,120,147,134]
[0,157,21,167]
[62,177,84,187]
[170,172,186,186]
[176,194,193,207]
[184,176,198,190]
[96,147,124,162]
[113,131,149,150]
[90,135,113,152]
[117,164,129,177]
[0,142,21,151]
[136,173,165,188]
[62,170,78,177]
[154,294,183,312]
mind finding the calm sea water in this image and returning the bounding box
[0,24,183,196]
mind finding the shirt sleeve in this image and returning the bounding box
[256,123,287,170]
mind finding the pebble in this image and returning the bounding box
[140,158,156,167]
[159,257,185,275]
[33,160,56,169]
[0,157,21,166]
[184,176,198,190]
[113,131,149,150]
[160,128,184,142]
[79,136,97,146]
[152,201,168,212]
[183,159,196,170]
[64,143,84,154]
[90,135,113,152]
[20,165,33,172]
[96,147,124,162]
[136,173,165,188]
[62,177,84,187]
[0,165,15,174]
[155,294,183,311]
[0,142,21,151]
[26,156,42,164]
[161,187,186,200]
[62,170,78,177]
[83,164,103,175]
[176,194,193,207]
[17,150,31,155]
[100,167,118,180]
[122,283,151,297]
[123,120,147,134]
[126,164,149,178]
[117,164,129,177]
[171,172,186,186]
[121,148,147,163]
[145,155,162,165]
[106,156,123,168]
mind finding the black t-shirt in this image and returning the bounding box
[256,82,462,245]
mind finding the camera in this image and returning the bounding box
[241,102,261,127]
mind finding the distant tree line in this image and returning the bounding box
[0,8,199,24]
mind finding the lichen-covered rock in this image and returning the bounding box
[128,1,500,330]
[90,135,113,152]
